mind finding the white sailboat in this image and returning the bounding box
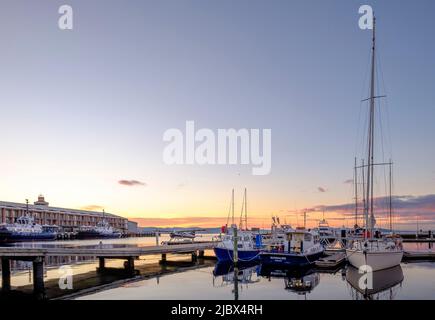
[345,15,403,272]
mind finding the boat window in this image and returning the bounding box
[304,234,312,241]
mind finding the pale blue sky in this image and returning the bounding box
[0,0,434,228]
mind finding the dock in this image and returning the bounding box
[315,252,346,269]
[0,241,216,299]
[403,250,435,260]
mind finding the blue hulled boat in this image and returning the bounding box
[0,215,58,242]
[260,228,324,267]
[214,230,263,262]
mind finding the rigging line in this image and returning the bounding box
[355,49,374,159]
[377,44,393,158]
[226,192,232,227]
[376,43,395,230]
[375,58,391,227]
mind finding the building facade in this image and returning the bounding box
[0,196,128,233]
[127,220,139,235]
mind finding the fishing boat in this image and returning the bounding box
[214,230,263,262]
[317,211,336,243]
[214,188,264,262]
[0,200,58,242]
[76,210,122,239]
[259,227,324,267]
[345,15,403,271]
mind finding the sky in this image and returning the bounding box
[0,0,434,230]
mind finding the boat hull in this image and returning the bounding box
[259,251,323,267]
[0,229,57,242]
[75,231,122,240]
[214,247,260,262]
[345,249,403,271]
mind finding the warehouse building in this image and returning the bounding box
[0,195,128,233]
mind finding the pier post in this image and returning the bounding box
[97,257,105,272]
[191,252,198,263]
[124,257,135,273]
[155,232,160,246]
[161,253,167,263]
[33,257,45,299]
[198,250,205,258]
[1,258,11,292]
[233,227,238,266]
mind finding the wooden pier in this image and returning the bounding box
[0,241,216,299]
[403,250,435,261]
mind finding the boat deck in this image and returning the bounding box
[315,252,346,268]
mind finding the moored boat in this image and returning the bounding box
[344,15,403,271]
[0,210,57,242]
[214,230,263,262]
[76,219,122,239]
[259,227,324,267]
[214,188,264,262]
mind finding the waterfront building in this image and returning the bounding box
[0,195,128,233]
[127,220,139,235]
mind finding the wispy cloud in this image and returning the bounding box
[176,183,186,190]
[318,187,327,193]
[307,194,435,228]
[343,179,353,184]
[118,180,147,187]
[81,205,104,211]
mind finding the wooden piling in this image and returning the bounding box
[1,258,11,292]
[124,257,135,273]
[32,257,45,299]
[191,252,198,262]
[233,227,238,266]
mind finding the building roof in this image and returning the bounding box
[0,200,126,219]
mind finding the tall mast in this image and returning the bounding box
[361,159,366,229]
[366,15,376,239]
[389,160,393,233]
[232,188,235,226]
[244,188,248,231]
[354,157,358,228]
[304,211,306,229]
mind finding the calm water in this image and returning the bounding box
[1,237,434,299]
[78,261,435,300]
[77,239,433,300]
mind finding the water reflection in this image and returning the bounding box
[259,266,320,298]
[213,262,260,300]
[346,265,404,300]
